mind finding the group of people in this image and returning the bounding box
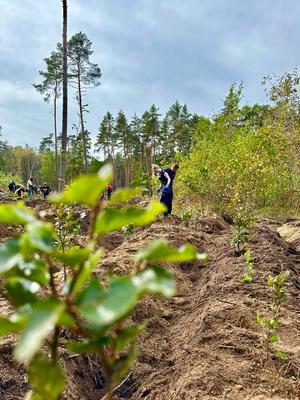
[100,164,178,217]
[8,178,51,200]
[5,177,112,202]
[152,163,179,217]
[2,166,178,215]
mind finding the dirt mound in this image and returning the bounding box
[188,214,230,234]
[1,215,300,399]
[97,218,300,400]
[278,220,300,252]
[98,231,124,251]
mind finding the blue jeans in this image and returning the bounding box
[28,186,34,198]
[160,187,173,216]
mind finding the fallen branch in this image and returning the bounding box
[100,372,133,400]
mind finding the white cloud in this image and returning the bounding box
[0,0,300,146]
[0,80,39,104]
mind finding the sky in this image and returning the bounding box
[1,0,300,148]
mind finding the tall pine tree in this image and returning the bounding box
[68,32,101,172]
[33,48,62,188]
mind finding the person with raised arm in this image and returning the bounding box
[152,163,179,216]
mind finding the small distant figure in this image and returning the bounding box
[40,182,51,199]
[107,183,113,200]
[15,184,26,200]
[27,176,34,199]
[8,181,16,193]
[152,163,179,217]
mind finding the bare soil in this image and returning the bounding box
[1,204,300,399]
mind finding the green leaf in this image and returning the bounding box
[113,324,146,353]
[75,278,104,307]
[80,276,137,331]
[15,300,65,363]
[270,317,279,330]
[6,277,39,307]
[28,353,65,400]
[52,165,112,206]
[11,304,33,323]
[0,239,22,274]
[95,201,165,236]
[0,316,24,336]
[269,334,278,343]
[132,265,175,297]
[267,276,274,287]
[11,258,50,285]
[67,325,145,355]
[55,246,91,267]
[277,350,288,361]
[0,203,35,225]
[256,312,264,327]
[57,310,75,327]
[109,187,142,205]
[135,239,208,263]
[241,275,252,283]
[111,343,137,382]
[20,221,54,254]
[80,265,175,331]
[69,250,102,295]
[67,336,109,353]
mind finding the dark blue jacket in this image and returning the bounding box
[159,168,176,191]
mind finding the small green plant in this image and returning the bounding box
[256,270,289,361]
[180,207,193,226]
[231,226,249,251]
[122,223,135,239]
[231,210,256,251]
[241,248,254,283]
[0,165,208,400]
[53,204,81,282]
[233,209,256,229]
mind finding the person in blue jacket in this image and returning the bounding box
[152,163,179,216]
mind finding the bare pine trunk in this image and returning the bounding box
[122,133,128,186]
[110,144,117,184]
[141,142,145,173]
[77,69,88,173]
[60,0,68,191]
[54,91,59,190]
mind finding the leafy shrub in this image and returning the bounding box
[176,81,300,216]
[0,171,19,191]
[0,165,208,399]
[231,210,256,251]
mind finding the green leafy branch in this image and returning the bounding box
[0,165,208,400]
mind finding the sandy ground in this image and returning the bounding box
[0,205,300,399]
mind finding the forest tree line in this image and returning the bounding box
[178,70,300,216]
[1,27,300,217]
[0,31,199,191]
[0,99,200,191]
